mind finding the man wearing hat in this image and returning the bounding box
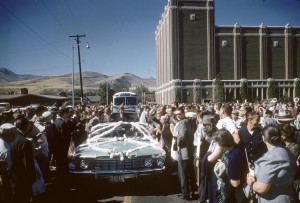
[275,109,295,124]
[196,115,217,202]
[231,110,242,129]
[0,123,17,202]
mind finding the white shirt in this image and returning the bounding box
[194,123,206,147]
[295,114,300,130]
[139,110,148,124]
[0,138,12,170]
[216,116,238,134]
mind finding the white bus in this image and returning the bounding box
[112,92,138,113]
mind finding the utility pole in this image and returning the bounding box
[106,82,109,106]
[69,34,86,106]
[72,46,75,108]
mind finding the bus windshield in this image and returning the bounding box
[114,98,125,105]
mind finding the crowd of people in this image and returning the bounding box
[0,100,299,203]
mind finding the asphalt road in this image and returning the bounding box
[33,171,200,203]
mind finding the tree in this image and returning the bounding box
[175,88,181,103]
[240,80,248,102]
[133,85,148,103]
[295,79,300,98]
[98,83,115,105]
[267,78,276,100]
[214,73,224,102]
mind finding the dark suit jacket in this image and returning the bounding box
[177,118,194,158]
[10,132,36,196]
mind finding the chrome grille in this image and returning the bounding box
[93,159,146,171]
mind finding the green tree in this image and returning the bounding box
[98,83,115,105]
[214,73,224,102]
[295,79,300,98]
[133,85,148,103]
[280,92,291,103]
[240,81,248,102]
[175,88,181,103]
[111,83,129,93]
[267,79,276,100]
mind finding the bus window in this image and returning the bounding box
[114,98,125,105]
[126,97,137,105]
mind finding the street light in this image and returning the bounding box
[69,34,86,107]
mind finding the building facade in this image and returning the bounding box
[155,0,300,104]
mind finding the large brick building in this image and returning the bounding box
[155,0,300,104]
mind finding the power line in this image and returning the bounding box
[40,0,69,36]
[0,1,70,59]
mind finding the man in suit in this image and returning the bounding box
[175,107,197,200]
[11,118,36,203]
[53,107,73,188]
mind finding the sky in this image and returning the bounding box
[0,0,299,79]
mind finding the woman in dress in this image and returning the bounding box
[246,125,297,203]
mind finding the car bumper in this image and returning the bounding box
[69,167,165,175]
[69,167,165,182]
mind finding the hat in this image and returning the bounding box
[276,110,294,122]
[231,110,238,116]
[42,111,52,119]
[201,115,214,125]
[185,112,197,119]
[0,123,17,135]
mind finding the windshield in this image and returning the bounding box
[114,98,125,105]
[126,97,137,105]
[89,123,151,140]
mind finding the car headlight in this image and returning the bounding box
[156,158,165,167]
[80,160,89,170]
[69,161,76,170]
[144,158,153,167]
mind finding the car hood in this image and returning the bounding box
[75,138,164,159]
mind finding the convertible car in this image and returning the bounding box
[68,121,166,182]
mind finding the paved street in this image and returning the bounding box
[34,171,200,203]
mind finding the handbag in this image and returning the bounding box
[180,147,189,160]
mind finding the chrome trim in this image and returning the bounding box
[69,167,165,175]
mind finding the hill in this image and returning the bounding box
[0,68,156,94]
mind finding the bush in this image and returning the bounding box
[214,73,224,102]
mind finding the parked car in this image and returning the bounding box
[68,121,166,182]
